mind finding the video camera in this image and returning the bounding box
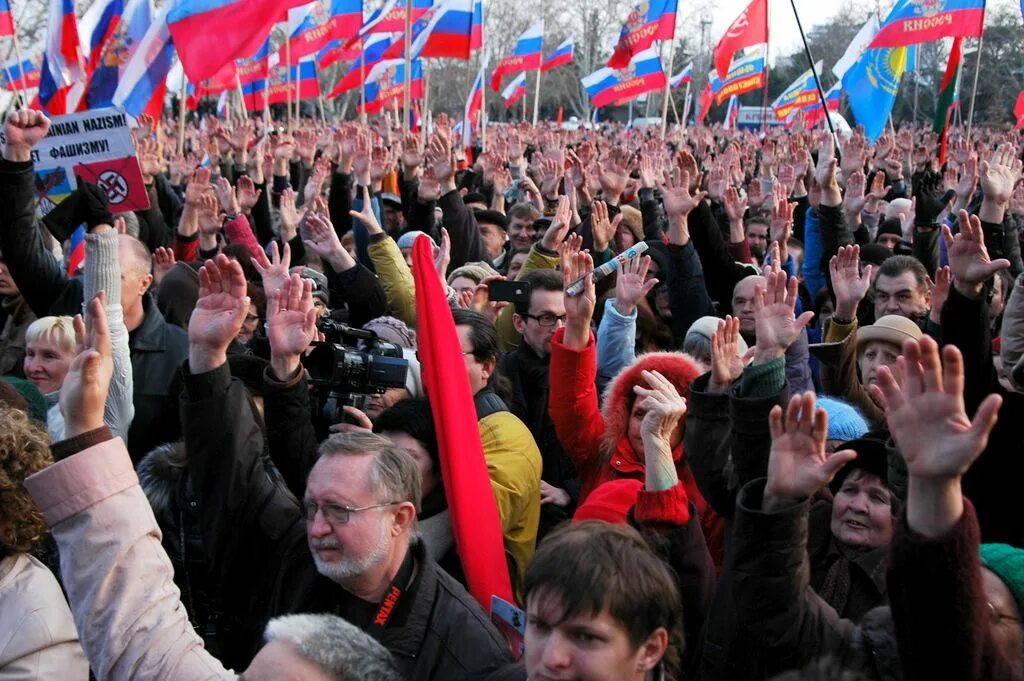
[304,320,410,424]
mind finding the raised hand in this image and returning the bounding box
[829,245,872,320]
[251,240,292,295]
[613,253,657,316]
[928,265,951,326]
[723,185,748,225]
[4,109,51,161]
[815,134,841,206]
[348,185,383,235]
[540,195,572,251]
[943,209,1010,296]
[560,242,595,349]
[870,336,1001,536]
[214,177,240,215]
[60,294,114,438]
[278,186,300,242]
[188,254,250,373]
[634,369,688,449]
[764,391,858,510]
[662,170,708,219]
[267,273,318,379]
[710,315,747,392]
[590,199,619,253]
[236,175,262,214]
[152,247,177,285]
[752,270,815,363]
[980,143,1020,206]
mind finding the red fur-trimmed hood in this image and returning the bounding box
[599,351,702,456]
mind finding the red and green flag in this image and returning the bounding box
[933,37,963,166]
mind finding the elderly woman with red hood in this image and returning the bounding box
[548,247,725,565]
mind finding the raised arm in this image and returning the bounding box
[26,295,233,681]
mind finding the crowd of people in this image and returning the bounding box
[1,103,1024,681]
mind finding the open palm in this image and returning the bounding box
[268,275,318,358]
[189,255,249,352]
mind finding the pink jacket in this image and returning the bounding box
[24,437,236,681]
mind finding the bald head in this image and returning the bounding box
[117,234,153,331]
[732,275,765,335]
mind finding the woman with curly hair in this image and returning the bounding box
[0,403,87,679]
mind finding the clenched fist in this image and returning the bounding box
[3,109,50,162]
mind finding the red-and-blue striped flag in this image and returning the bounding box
[0,0,14,37]
[501,72,527,107]
[582,47,666,108]
[39,0,87,114]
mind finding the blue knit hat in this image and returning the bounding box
[980,543,1024,619]
[817,396,869,443]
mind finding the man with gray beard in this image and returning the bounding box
[181,257,511,680]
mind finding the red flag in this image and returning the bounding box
[697,82,713,124]
[713,0,768,81]
[1015,91,1024,130]
[411,236,515,612]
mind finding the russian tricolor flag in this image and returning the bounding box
[501,72,527,107]
[608,0,677,69]
[869,0,984,48]
[722,94,739,130]
[279,0,362,63]
[404,0,474,60]
[364,0,433,33]
[670,62,692,89]
[326,32,395,98]
[266,57,321,105]
[85,0,150,109]
[111,1,174,119]
[359,60,423,114]
[39,0,87,114]
[1,54,41,91]
[167,0,309,83]
[318,38,360,69]
[490,20,543,91]
[78,0,123,74]
[234,40,270,88]
[470,0,482,50]
[0,0,14,38]
[541,38,574,72]
[464,59,484,128]
[581,47,666,108]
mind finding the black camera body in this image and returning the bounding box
[305,319,409,395]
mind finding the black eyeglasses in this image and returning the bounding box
[301,500,400,525]
[525,313,567,327]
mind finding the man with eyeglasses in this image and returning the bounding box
[452,307,542,598]
[180,258,512,679]
[497,268,581,536]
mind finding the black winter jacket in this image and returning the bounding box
[181,362,512,678]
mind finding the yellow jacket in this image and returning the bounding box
[478,409,542,600]
[367,234,417,328]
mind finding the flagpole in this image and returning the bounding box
[422,59,431,145]
[11,30,28,108]
[682,83,692,128]
[235,74,247,118]
[359,37,367,125]
[966,33,983,139]
[531,65,541,126]
[402,0,412,130]
[787,0,837,141]
[912,46,919,124]
[669,84,681,126]
[285,39,294,130]
[760,0,770,132]
[177,81,187,156]
[660,39,675,139]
